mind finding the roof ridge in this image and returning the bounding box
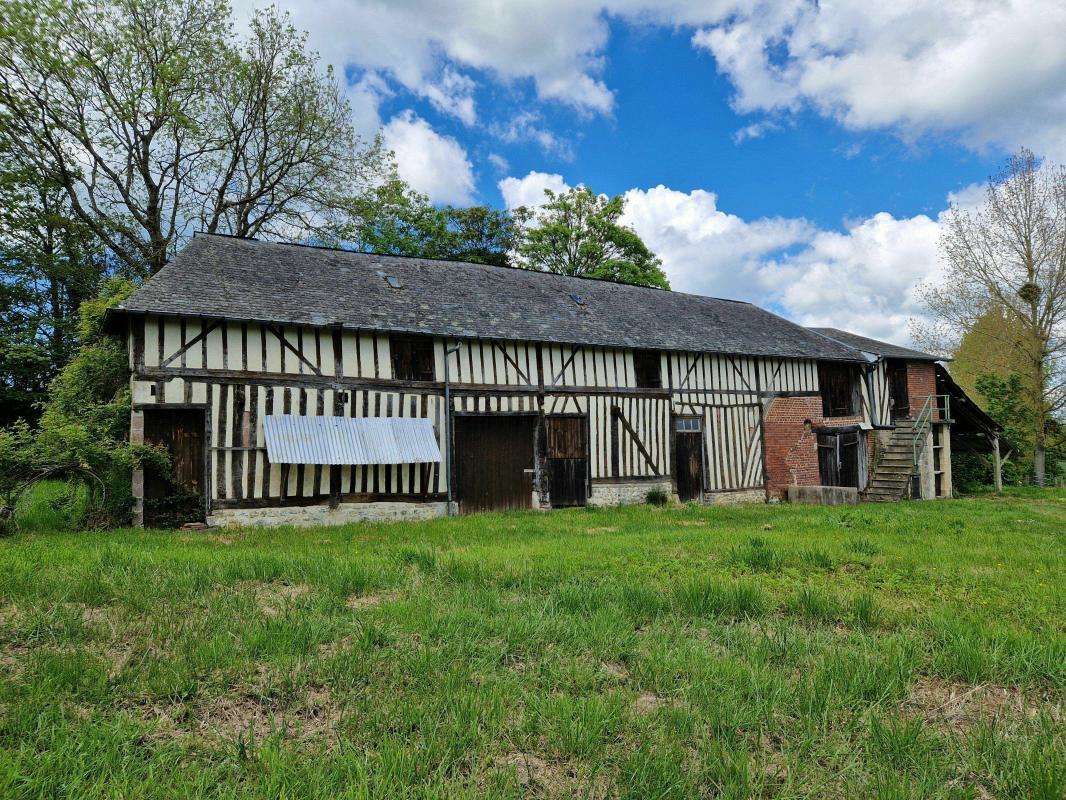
[192,231,756,306]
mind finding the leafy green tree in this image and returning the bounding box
[351,179,519,267]
[0,143,109,425]
[0,0,387,275]
[0,278,166,531]
[514,187,670,289]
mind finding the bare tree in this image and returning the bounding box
[921,149,1065,484]
[0,0,387,275]
[197,9,385,242]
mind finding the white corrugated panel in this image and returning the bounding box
[262,416,441,465]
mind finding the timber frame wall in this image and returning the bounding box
[128,313,898,516]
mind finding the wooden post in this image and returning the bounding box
[991,434,1003,493]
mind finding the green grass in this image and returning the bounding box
[0,491,1063,799]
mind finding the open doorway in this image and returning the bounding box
[886,360,910,421]
[142,406,206,527]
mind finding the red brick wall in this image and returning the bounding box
[906,362,938,420]
[763,396,867,499]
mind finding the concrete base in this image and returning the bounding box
[208,500,455,528]
[703,488,765,506]
[786,485,858,506]
[588,480,675,507]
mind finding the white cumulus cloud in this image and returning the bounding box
[234,1,1066,160]
[497,171,957,345]
[692,0,1066,159]
[382,111,476,205]
[498,171,572,210]
[756,212,944,344]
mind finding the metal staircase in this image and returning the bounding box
[863,395,950,502]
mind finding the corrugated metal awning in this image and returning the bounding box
[262,416,441,465]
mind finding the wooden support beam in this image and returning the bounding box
[990,434,1003,493]
[726,355,754,392]
[493,341,530,384]
[159,320,222,368]
[265,324,322,376]
[677,355,701,390]
[550,346,582,386]
[611,405,660,476]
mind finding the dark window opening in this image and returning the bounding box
[391,336,435,382]
[818,363,858,417]
[633,351,662,389]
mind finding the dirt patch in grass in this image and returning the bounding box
[633,691,662,714]
[236,581,313,617]
[345,591,397,610]
[904,677,1061,732]
[584,526,618,534]
[600,662,629,680]
[491,752,606,798]
[148,682,341,744]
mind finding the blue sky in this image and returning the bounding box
[235,1,1066,344]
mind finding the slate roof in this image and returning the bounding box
[111,234,863,362]
[807,327,943,362]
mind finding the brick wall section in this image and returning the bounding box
[906,362,938,420]
[763,396,868,500]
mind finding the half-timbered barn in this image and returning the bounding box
[107,234,962,527]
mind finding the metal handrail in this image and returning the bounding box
[911,394,951,471]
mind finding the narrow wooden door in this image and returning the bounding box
[674,416,704,502]
[143,408,206,526]
[453,415,536,513]
[887,361,909,421]
[546,416,588,507]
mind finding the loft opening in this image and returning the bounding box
[633,350,662,389]
[391,335,435,382]
[818,362,859,417]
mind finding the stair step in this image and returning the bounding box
[870,478,908,489]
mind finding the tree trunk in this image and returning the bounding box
[1033,430,1046,486]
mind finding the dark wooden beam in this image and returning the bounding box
[265,324,322,376]
[493,341,530,384]
[159,320,222,368]
[550,346,583,387]
[611,405,660,476]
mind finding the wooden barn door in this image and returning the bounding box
[454,415,536,513]
[143,407,206,527]
[817,430,861,488]
[545,415,588,507]
[674,416,704,501]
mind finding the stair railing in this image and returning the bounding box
[911,393,951,478]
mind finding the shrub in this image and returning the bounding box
[645,488,669,506]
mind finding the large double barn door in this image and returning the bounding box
[545,415,588,507]
[704,404,765,492]
[817,429,865,489]
[453,414,536,513]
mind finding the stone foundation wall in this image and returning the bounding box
[702,488,765,506]
[208,500,454,528]
[588,480,675,507]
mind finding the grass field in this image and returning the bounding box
[0,491,1063,799]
